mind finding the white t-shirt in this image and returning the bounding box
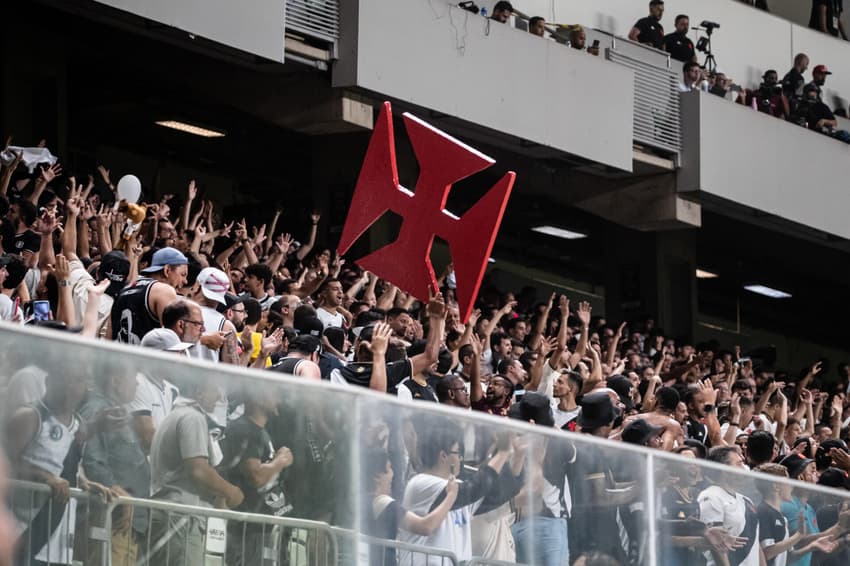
[316,307,345,329]
[68,259,113,333]
[0,294,22,322]
[127,373,179,430]
[536,364,560,399]
[553,406,580,429]
[399,473,485,565]
[698,485,760,566]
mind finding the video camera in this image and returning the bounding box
[700,20,720,34]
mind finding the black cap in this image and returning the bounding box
[779,453,815,479]
[622,418,664,445]
[578,390,617,429]
[99,250,130,298]
[804,83,820,94]
[508,392,555,427]
[607,375,635,411]
[296,316,324,337]
[288,334,322,356]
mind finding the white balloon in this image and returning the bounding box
[116,174,142,204]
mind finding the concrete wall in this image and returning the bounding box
[94,0,285,62]
[335,0,636,172]
[502,0,850,110]
[679,91,850,239]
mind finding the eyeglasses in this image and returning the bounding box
[182,319,205,329]
[230,308,245,313]
[448,450,462,456]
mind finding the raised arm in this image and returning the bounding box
[606,321,626,367]
[367,322,392,392]
[528,292,555,352]
[181,180,197,230]
[28,163,62,205]
[296,212,320,260]
[569,300,591,369]
[410,293,447,376]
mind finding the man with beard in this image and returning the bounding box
[472,375,512,417]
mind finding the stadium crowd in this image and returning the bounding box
[0,136,849,566]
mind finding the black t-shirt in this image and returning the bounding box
[633,16,665,49]
[402,378,438,402]
[807,100,836,129]
[663,32,695,62]
[758,502,789,566]
[219,416,292,520]
[782,68,805,99]
[336,359,412,393]
[810,0,844,36]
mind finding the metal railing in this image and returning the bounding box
[607,47,682,157]
[286,0,340,44]
[8,480,109,566]
[331,527,461,566]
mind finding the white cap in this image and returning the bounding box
[197,267,229,305]
[140,328,193,352]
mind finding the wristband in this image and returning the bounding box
[59,280,71,287]
[704,404,715,413]
[728,421,740,428]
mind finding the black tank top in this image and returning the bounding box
[111,277,159,344]
[269,357,305,376]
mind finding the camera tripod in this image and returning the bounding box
[701,29,717,73]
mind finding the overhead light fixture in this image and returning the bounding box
[531,225,587,240]
[696,269,718,279]
[155,120,226,138]
[744,284,791,299]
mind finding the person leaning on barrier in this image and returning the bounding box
[568,390,637,562]
[146,375,243,566]
[569,26,600,56]
[361,447,458,566]
[490,1,512,24]
[217,383,295,566]
[629,0,665,50]
[698,446,760,566]
[5,368,115,565]
[508,392,575,566]
[663,14,697,63]
[528,16,546,37]
[398,421,523,565]
[80,365,149,566]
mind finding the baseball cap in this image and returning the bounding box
[622,419,665,445]
[813,64,832,75]
[197,267,230,305]
[140,328,193,352]
[577,390,617,429]
[778,453,815,480]
[297,316,324,337]
[99,251,130,297]
[141,247,188,273]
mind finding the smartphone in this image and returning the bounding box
[33,300,50,322]
[592,39,600,48]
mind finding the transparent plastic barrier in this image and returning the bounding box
[1,324,849,566]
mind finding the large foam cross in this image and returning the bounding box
[337,102,515,323]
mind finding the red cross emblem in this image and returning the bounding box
[337,102,515,323]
